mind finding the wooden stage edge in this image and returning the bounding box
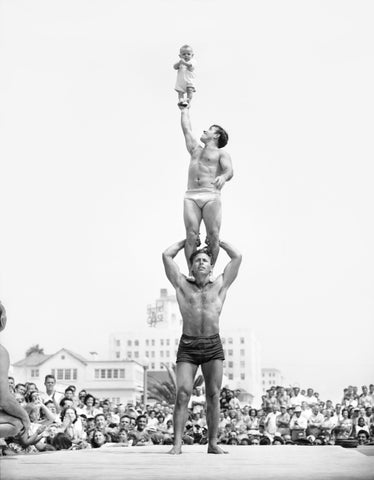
[1,444,374,480]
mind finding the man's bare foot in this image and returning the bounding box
[168,445,182,455]
[207,445,228,454]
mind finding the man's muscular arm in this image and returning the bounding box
[162,240,185,288]
[179,105,199,154]
[212,151,233,190]
[220,240,242,290]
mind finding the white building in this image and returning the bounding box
[261,367,284,392]
[109,289,263,406]
[12,348,144,404]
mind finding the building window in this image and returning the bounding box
[228,361,233,368]
[127,340,132,346]
[65,369,71,380]
[95,369,99,379]
[240,373,245,380]
[57,369,63,380]
[134,351,139,358]
[119,369,125,378]
[240,361,245,368]
[228,350,233,356]
[166,339,170,346]
[107,369,112,379]
[240,337,245,344]
[228,374,233,380]
[145,351,149,357]
[228,338,233,344]
[151,340,155,346]
[116,339,121,347]
[151,363,155,369]
[240,349,245,356]
[146,339,149,346]
[160,339,164,346]
[61,355,65,360]
[31,369,39,377]
[128,352,132,358]
[134,340,139,346]
[116,352,120,359]
[113,369,118,379]
[101,369,106,379]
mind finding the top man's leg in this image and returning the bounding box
[202,198,222,266]
[201,359,227,454]
[170,362,198,454]
[183,198,202,274]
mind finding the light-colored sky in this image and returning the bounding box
[1,0,373,403]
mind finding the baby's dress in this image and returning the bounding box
[175,59,196,93]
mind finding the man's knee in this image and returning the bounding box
[186,229,199,244]
[206,229,219,244]
[176,387,191,405]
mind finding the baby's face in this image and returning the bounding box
[180,48,193,61]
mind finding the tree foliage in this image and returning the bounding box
[25,344,44,357]
[148,363,204,404]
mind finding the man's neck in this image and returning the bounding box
[194,274,210,288]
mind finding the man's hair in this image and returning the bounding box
[136,414,147,424]
[189,247,213,266]
[44,374,56,383]
[211,124,229,148]
[180,44,193,53]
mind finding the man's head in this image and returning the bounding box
[44,375,56,392]
[190,249,213,278]
[0,302,7,331]
[200,125,228,148]
[136,414,147,431]
[179,44,194,62]
[357,430,369,445]
[94,413,107,430]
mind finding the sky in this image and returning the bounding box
[0,0,373,403]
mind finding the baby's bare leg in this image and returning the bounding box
[187,87,194,104]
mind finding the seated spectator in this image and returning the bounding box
[127,415,152,446]
[290,406,308,440]
[356,430,369,445]
[337,408,353,438]
[307,405,324,437]
[320,409,337,436]
[354,417,370,436]
[60,407,87,445]
[79,394,101,419]
[40,375,63,412]
[276,405,290,436]
[90,429,109,448]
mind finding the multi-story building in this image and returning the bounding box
[12,348,144,404]
[261,367,284,392]
[109,288,263,405]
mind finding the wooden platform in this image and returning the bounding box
[1,445,374,480]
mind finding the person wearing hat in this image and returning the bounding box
[290,405,307,439]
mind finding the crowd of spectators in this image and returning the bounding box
[1,374,373,455]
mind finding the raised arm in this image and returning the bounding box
[162,240,185,288]
[179,105,199,155]
[220,240,242,290]
[212,151,234,190]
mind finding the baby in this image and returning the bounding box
[173,45,196,106]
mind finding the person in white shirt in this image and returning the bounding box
[290,406,308,431]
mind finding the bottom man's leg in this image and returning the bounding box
[184,199,202,277]
[202,199,222,267]
[0,413,23,438]
[170,362,198,454]
[201,360,227,454]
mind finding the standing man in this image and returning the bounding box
[0,302,31,438]
[162,238,241,454]
[179,104,233,277]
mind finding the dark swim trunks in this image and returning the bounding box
[176,333,225,365]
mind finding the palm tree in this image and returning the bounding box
[25,344,45,357]
[148,363,204,404]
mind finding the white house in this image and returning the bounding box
[12,348,144,404]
